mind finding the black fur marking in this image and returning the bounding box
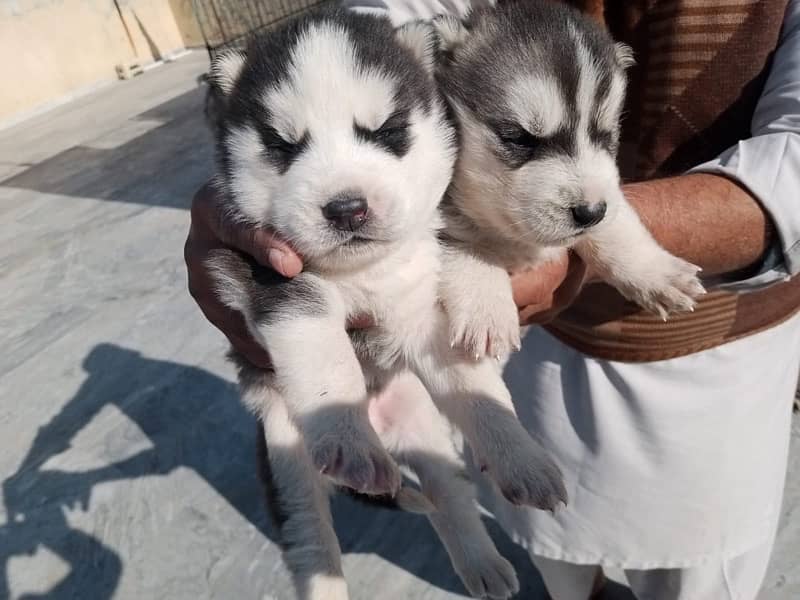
[354,109,412,157]
[583,31,621,155]
[492,120,577,168]
[256,123,310,174]
[589,124,618,154]
[207,247,327,326]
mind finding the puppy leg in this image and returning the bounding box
[244,376,349,600]
[266,316,401,495]
[439,246,521,359]
[208,248,400,496]
[410,325,567,511]
[576,194,705,318]
[371,372,519,600]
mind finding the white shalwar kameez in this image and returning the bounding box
[340,0,800,597]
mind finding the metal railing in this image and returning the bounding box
[192,0,332,58]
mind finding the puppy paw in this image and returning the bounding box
[610,251,705,319]
[308,412,401,496]
[478,428,567,512]
[456,550,519,600]
[447,282,521,360]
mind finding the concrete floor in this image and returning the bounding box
[0,50,797,600]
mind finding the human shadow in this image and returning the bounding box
[0,343,546,599]
[0,343,270,599]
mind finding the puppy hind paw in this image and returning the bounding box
[479,429,567,511]
[457,552,519,600]
[309,417,401,496]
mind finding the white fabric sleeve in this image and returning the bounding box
[688,0,800,291]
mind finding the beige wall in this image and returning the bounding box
[168,0,206,48]
[0,0,197,123]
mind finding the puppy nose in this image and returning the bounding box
[571,201,607,228]
[322,195,369,231]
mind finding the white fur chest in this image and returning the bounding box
[329,234,442,327]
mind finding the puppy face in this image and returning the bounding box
[436,1,633,248]
[211,11,457,270]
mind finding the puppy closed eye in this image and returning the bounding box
[354,110,411,157]
[258,124,308,171]
[493,121,575,167]
[495,122,543,150]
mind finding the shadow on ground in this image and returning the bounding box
[0,343,565,599]
[0,87,214,210]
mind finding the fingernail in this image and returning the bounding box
[268,248,286,275]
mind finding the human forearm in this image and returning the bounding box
[623,172,774,278]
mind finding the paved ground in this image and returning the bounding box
[0,50,797,600]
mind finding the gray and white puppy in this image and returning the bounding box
[435,1,705,358]
[205,7,563,600]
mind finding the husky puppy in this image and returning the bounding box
[434,1,706,358]
[204,7,564,599]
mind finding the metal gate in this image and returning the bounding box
[192,0,332,58]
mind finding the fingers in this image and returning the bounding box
[513,252,589,326]
[510,251,571,309]
[227,227,304,278]
[190,182,303,277]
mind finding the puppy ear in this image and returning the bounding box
[395,20,439,74]
[431,14,470,56]
[614,42,635,70]
[204,50,245,137]
[209,49,247,96]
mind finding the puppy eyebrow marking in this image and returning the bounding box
[506,74,566,138]
[207,248,327,325]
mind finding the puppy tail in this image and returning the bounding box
[395,487,436,514]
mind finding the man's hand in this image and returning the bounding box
[511,251,590,326]
[184,182,303,369]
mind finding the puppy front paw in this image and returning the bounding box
[446,283,521,360]
[609,250,705,320]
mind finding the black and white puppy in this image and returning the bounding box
[435,1,706,358]
[205,7,564,600]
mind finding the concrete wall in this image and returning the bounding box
[168,0,206,48]
[0,0,198,123]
